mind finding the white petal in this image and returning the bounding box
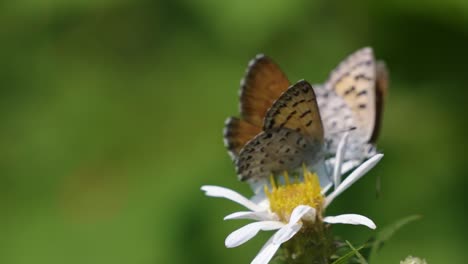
[326,158,360,176]
[267,205,316,245]
[340,160,360,175]
[321,182,333,195]
[225,221,285,248]
[333,132,349,188]
[289,205,316,224]
[250,192,270,209]
[251,236,281,264]
[323,214,376,229]
[324,154,383,207]
[272,222,302,244]
[224,211,278,221]
[201,185,264,212]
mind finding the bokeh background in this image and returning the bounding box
[1,0,467,263]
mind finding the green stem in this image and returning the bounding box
[275,222,335,264]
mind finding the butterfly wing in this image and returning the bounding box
[224,54,290,159]
[325,47,377,142]
[223,117,262,159]
[369,61,389,143]
[239,54,291,127]
[236,128,316,181]
[264,80,324,140]
[315,85,356,155]
[236,80,324,181]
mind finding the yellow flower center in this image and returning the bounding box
[265,167,324,223]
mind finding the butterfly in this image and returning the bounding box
[315,47,388,162]
[224,48,388,182]
[223,56,325,181]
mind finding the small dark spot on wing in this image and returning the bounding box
[344,86,356,96]
[286,111,297,121]
[354,74,372,81]
[356,90,368,96]
[299,110,312,119]
[292,99,306,107]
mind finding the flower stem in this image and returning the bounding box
[275,222,335,264]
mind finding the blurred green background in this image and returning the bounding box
[1,0,467,263]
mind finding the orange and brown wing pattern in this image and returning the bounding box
[264,80,324,141]
[239,54,290,127]
[223,117,262,159]
[236,80,325,181]
[224,54,290,159]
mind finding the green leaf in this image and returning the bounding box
[346,241,368,264]
[331,244,365,264]
[368,215,422,262]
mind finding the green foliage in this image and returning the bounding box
[331,243,366,264]
[332,215,422,263]
[368,215,423,262]
[346,241,368,264]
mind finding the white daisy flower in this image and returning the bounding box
[202,133,383,264]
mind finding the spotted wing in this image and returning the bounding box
[239,54,290,127]
[237,80,324,181]
[264,80,324,141]
[236,128,322,181]
[325,47,377,142]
